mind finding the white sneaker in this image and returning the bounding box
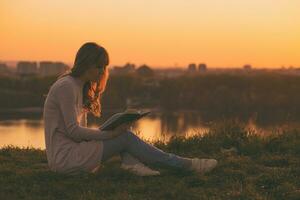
[189,158,218,174]
[121,163,160,176]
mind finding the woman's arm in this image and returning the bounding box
[55,83,117,142]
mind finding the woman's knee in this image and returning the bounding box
[124,130,137,137]
[112,130,136,147]
[123,130,140,142]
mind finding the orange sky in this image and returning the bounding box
[1,0,300,68]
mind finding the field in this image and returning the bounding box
[1,121,299,200]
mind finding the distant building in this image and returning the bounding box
[39,61,69,77]
[111,62,136,75]
[243,64,252,70]
[198,63,207,72]
[17,61,38,76]
[136,64,154,77]
[123,63,135,72]
[187,63,197,72]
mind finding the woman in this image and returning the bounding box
[43,42,218,176]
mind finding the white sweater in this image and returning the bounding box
[43,74,104,174]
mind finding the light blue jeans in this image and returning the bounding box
[101,130,191,169]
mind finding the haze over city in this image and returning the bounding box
[1,0,300,68]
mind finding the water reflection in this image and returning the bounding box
[137,112,210,141]
[1,112,300,149]
[0,119,45,149]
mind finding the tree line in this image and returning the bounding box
[1,73,300,122]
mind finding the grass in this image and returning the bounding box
[1,121,300,200]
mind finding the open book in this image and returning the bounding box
[99,109,151,131]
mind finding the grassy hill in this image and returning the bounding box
[1,121,299,200]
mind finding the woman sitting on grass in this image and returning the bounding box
[43,42,218,176]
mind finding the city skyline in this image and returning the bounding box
[2,59,299,70]
[1,0,300,68]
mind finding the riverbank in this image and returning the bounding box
[0,122,299,200]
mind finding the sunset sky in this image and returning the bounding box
[1,0,299,68]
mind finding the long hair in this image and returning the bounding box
[58,42,109,117]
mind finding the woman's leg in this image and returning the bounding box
[101,130,192,169]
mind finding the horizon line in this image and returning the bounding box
[1,59,299,69]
